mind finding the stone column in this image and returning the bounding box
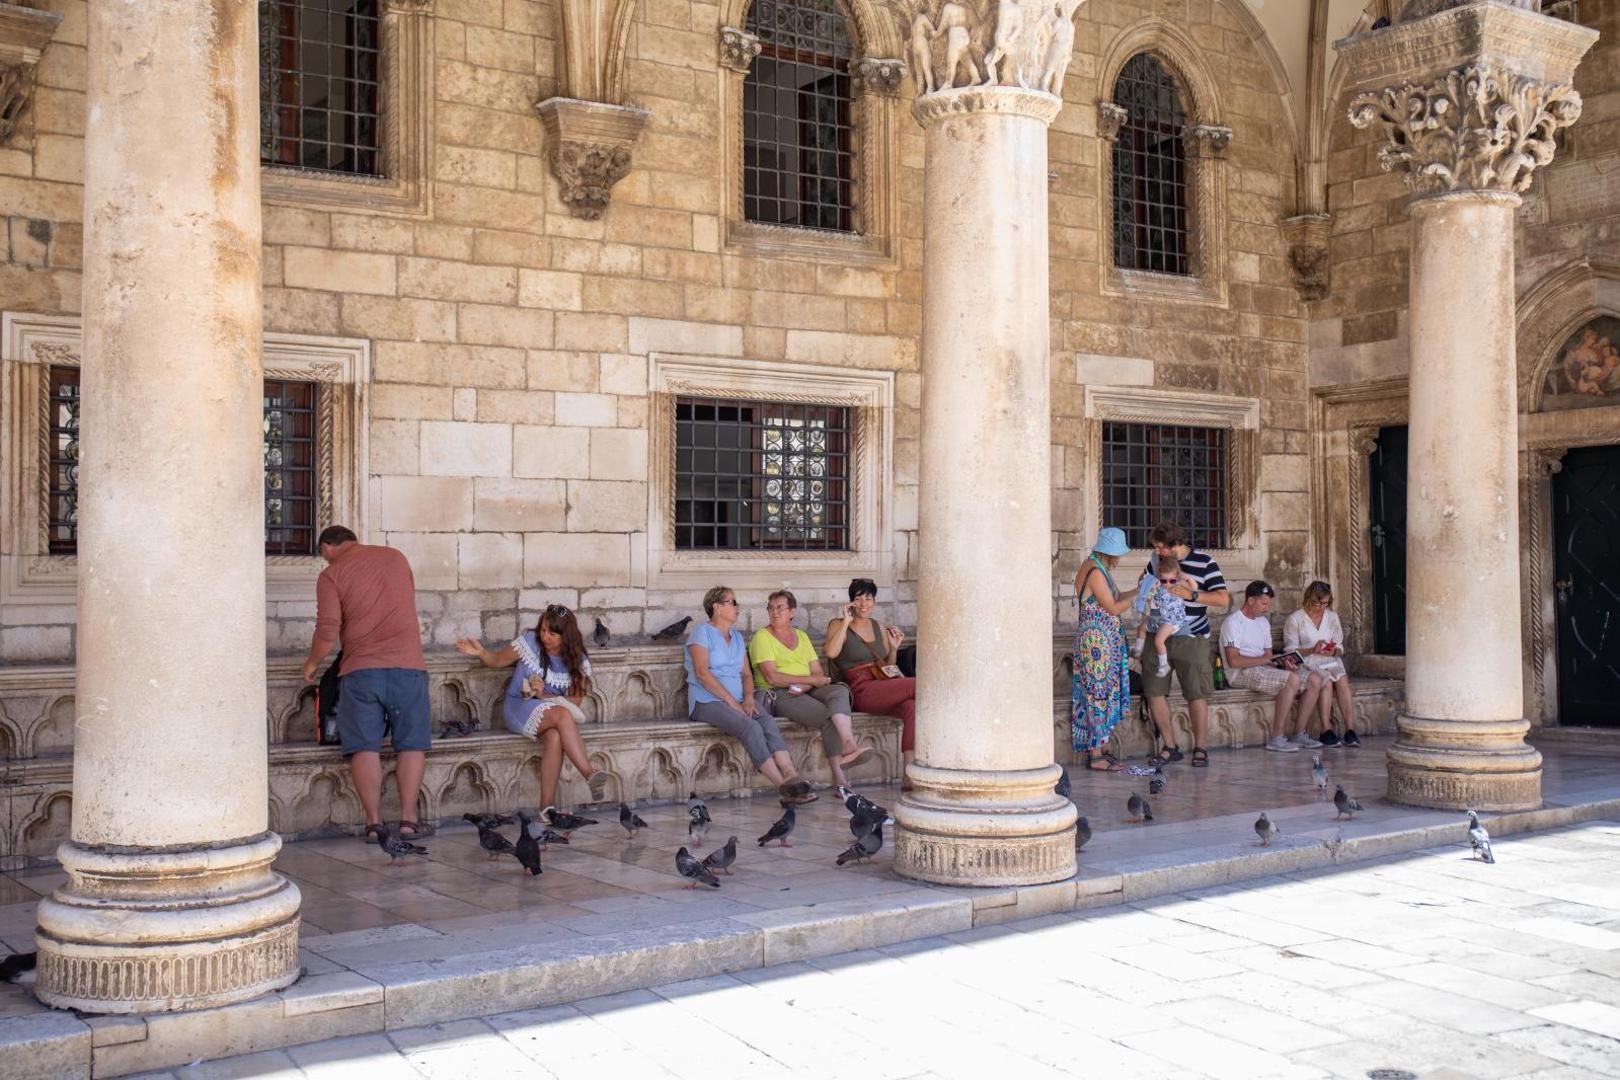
[892,0,1084,886]
[33,2,301,1012]
[1337,2,1595,811]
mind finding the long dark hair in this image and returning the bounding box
[535,605,591,695]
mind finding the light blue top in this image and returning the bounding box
[684,621,746,714]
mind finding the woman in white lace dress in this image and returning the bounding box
[1283,582,1361,749]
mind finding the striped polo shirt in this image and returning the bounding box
[1143,548,1227,637]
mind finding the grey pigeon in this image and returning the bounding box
[651,615,694,641]
[537,827,570,850]
[1127,792,1153,823]
[593,617,611,648]
[441,717,476,738]
[619,802,648,838]
[702,835,738,875]
[850,800,887,838]
[843,789,891,824]
[1054,768,1072,800]
[688,800,712,847]
[375,824,428,862]
[758,803,796,847]
[547,810,598,833]
[1075,816,1092,852]
[1333,785,1362,820]
[837,824,884,866]
[1255,812,1277,847]
[1148,767,1166,796]
[471,820,515,860]
[463,812,514,830]
[677,845,721,888]
[513,813,543,876]
[1312,756,1329,799]
[0,952,36,984]
[1467,810,1495,864]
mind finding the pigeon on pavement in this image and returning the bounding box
[1333,785,1362,820]
[1075,816,1092,852]
[619,802,648,838]
[514,812,544,876]
[651,615,694,641]
[1127,792,1153,823]
[1467,810,1496,864]
[463,812,515,830]
[850,800,887,838]
[1055,768,1072,800]
[547,810,599,833]
[537,827,570,850]
[593,617,611,648]
[1148,767,1166,796]
[1312,756,1329,799]
[375,824,429,862]
[837,824,884,866]
[758,804,796,847]
[703,835,739,875]
[471,820,515,860]
[677,846,721,888]
[688,793,712,847]
[0,952,36,984]
[1255,812,1277,847]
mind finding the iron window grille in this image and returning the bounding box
[259,0,383,176]
[675,397,851,551]
[1112,53,1191,276]
[742,0,857,233]
[1101,421,1229,550]
[44,369,322,558]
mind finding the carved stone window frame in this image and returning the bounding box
[716,0,903,266]
[260,0,435,218]
[647,352,893,590]
[1,313,370,607]
[1096,23,1229,308]
[1081,385,1260,577]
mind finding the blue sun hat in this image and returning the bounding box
[1093,527,1129,557]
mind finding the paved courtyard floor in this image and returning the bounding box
[127,815,1620,1079]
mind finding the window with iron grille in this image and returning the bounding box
[675,397,851,551]
[259,0,383,176]
[1112,53,1191,276]
[742,0,857,233]
[1101,421,1228,549]
[44,370,323,557]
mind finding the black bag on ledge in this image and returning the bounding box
[314,651,344,746]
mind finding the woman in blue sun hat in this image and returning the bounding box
[1071,527,1142,771]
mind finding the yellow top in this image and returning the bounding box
[747,627,818,689]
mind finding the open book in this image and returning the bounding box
[1269,650,1307,669]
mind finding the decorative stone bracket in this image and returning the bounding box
[855,57,907,96]
[1096,100,1127,141]
[718,26,761,73]
[535,97,650,221]
[0,2,62,142]
[1281,213,1332,301]
[1185,123,1233,158]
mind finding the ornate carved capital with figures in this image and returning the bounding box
[902,0,1087,107]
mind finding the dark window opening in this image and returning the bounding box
[259,0,383,176]
[46,366,80,554]
[1101,421,1228,550]
[1112,53,1191,275]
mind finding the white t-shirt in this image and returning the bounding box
[1284,608,1343,655]
[1219,607,1274,659]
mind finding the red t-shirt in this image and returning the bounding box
[315,544,426,676]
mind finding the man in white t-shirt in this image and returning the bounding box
[1220,580,1325,753]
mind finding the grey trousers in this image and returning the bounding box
[763,684,851,759]
[690,700,788,768]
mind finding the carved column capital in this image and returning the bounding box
[536,97,650,220]
[855,57,907,96]
[718,26,761,73]
[1281,213,1332,302]
[1184,123,1232,158]
[902,0,1088,107]
[386,0,435,10]
[1096,101,1127,141]
[0,2,62,143]
[1528,447,1566,476]
[1353,429,1381,457]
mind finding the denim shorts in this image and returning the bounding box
[337,667,432,756]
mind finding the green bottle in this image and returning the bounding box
[1213,650,1227,690]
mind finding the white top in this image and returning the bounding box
[1219,607,1274,658]
[1284,608,1343,655]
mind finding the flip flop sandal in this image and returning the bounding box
[1086,752,1125,772]
[840,745,875,769]
[1191,748,1209,768]
[398,820,435,838]
[362,823,384,843]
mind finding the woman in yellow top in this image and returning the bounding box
[750,590,874,793]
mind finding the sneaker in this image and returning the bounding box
[1265,736,1300,753]
[1343,730,1362,748]
[1318,730,1341,749]
[1292,732,1323,749]
[1155,653,1171,677]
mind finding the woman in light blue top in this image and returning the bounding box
[684,584,816,804]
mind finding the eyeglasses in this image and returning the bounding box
[543,604,571,616]
[715,598,739,607]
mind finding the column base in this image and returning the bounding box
[34,832,302,1014]
[1386,713,1543,811]
[893,763,1076,887]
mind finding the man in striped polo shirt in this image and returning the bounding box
[1141,521,1230,768]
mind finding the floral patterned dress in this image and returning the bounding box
[1072,557,1129,753]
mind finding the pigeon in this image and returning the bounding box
[619,802,648,838]
[677,845,721,888]
[1467,810,1495,864]
[842,789,890,824]
[1148,767,1166,796]
[1333,785,1362,820]
[0,952,36,984]
[593,617,611,648]
[703,835,739,875]
[547,810,599,833]
[758,804,796,847]
[375,824,429,862]
[471,819,515,860]
[837,824,884,866]
[463,812,515,830]
[1074,816,1092,852]
[850,799,888,839]
[1127,792,1153,823]
[688,797,712,847]
[513,813,543,876]
[651,615,694,641]
[1255,812,1277,847]
[537,827,570,850]
[441,717,476,738]
[1055,768,1072,800]
[1312,756,1329,799]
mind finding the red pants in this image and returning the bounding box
[847,671,916,752]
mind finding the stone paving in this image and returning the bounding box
[125,814,1620,1079]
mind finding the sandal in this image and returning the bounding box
[1191,748,1209,768]
[362,823,384,843]
[1148,746,1184,767]
[1086,752,1125,772]
[398,820,435,838]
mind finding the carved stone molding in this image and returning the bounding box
[1398,0,1537,19]
[1096,100,1127,141]
[535,97,649,221]
[902,0,1087,101]
[855,56,907,96]
[1281,213,1332,302]
[718,25,761,72]
[387,0,435,8]
[0,2,62,142]
[1184,123,1232,158]
[911,84,1062,127]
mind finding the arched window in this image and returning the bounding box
[742,0,857,233]
[1112,53,1190,275]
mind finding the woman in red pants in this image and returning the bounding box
[824,578,917,790]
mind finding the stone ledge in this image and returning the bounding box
[0,1011,88,1080]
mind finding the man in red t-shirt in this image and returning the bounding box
[302,526,432,840]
